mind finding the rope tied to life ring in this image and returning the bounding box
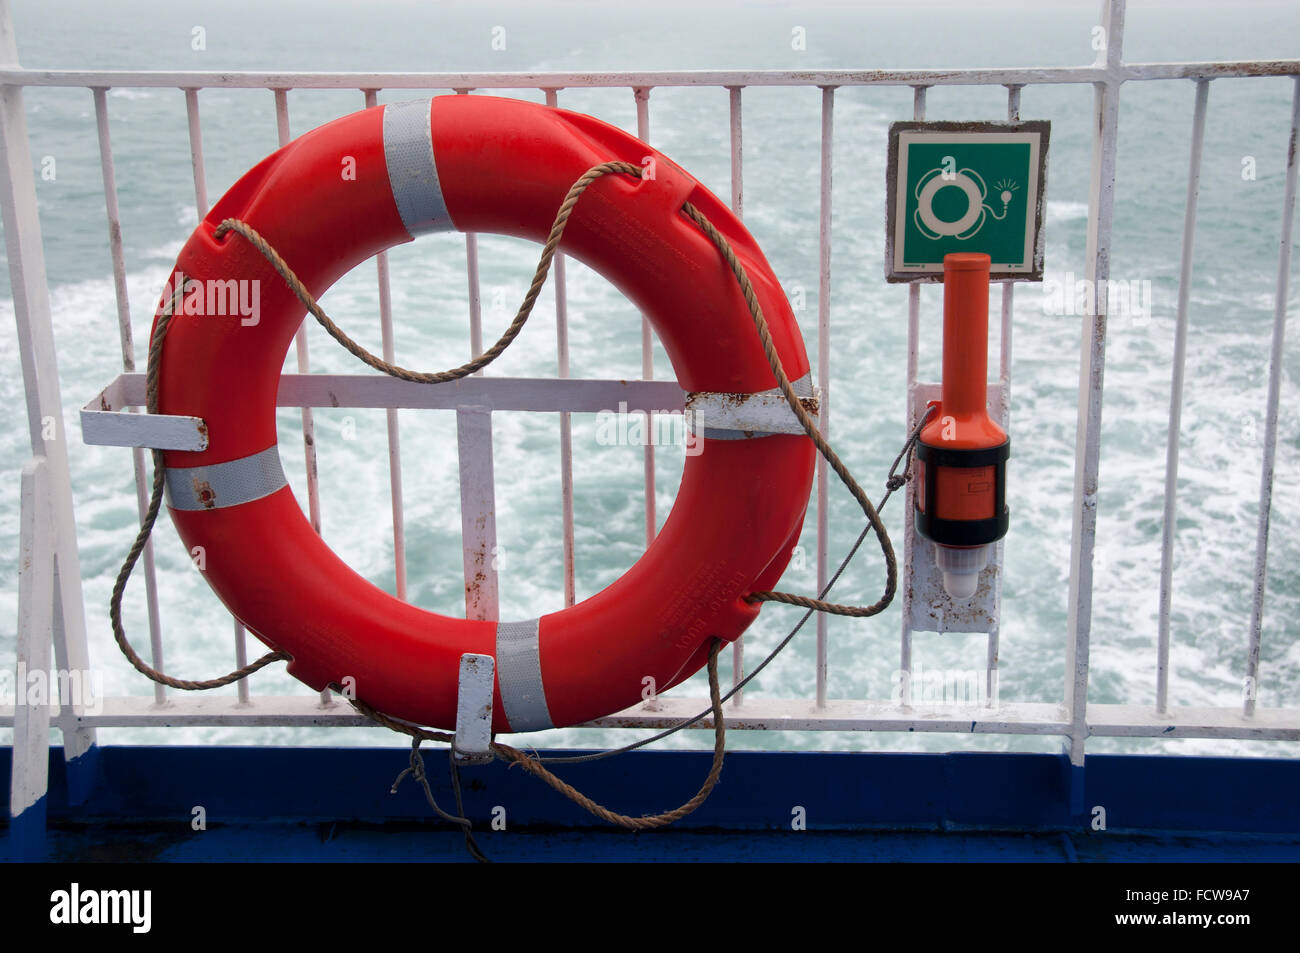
[110,158,927,856]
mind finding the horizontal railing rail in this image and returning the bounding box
[1,59,1297,89]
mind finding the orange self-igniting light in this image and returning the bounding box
[914,252,1010,600]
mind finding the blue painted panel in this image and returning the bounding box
[1086,755,1300,835]
[6,796,47,862]
[4,747,1299,863]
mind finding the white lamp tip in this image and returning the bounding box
[934,544,990,601]
[942,570,980,600]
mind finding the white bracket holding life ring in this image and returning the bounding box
[81,373,209,452]
[453,653,496,764]
[79,372,821,451]
[685,383,820,439]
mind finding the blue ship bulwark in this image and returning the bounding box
[4,746,1299,862]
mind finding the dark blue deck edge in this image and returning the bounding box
[4,746,1298,861]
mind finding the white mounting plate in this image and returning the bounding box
[453,653,495,764]
[904,380,1008,634]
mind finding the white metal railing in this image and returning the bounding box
[4,0,1300,821]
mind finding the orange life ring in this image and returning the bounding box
[153,95,814,732]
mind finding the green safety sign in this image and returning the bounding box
[885,120,1049,282]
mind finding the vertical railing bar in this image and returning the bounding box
[900,83,927,709]
[1064,0,1126,767]
[185,86,266,706]
[271,89,331,706]
[187,85,226,703]
[728,85,744,218]
[1156,78,1210,715]
[455,89,485,372]
[92,88,135,427]
[466,231,483,363]
[93,87,166,704]
[545,88,577,609]
[634,86,656,547]
[12,458,53,858]
[998,84,1021,385]
[273,86,290,138]
[364,88,409,605]
[458,407,500,621]
[815,85,835,710]
[1245,75,1300,718]
[0,16,97,780]
[273,90,323,541]
[728,84,745,702]
[183,87,208,217]
[233,617,249,704]
[987,83,1022,706]
[232,617,251,704]
[451,91,496,628]
[905,85,928,388]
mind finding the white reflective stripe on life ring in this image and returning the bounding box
[496,618,553,732]
[383,99,455,237]
[165,445,287,511]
